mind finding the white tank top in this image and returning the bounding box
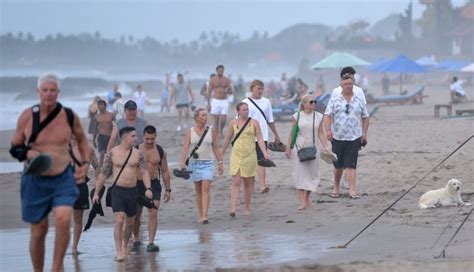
[190,126,214,160]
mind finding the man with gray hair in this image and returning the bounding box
[10,73,90,271]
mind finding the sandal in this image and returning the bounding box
[349,194,360,199]
[259,187,270,194]
[330,192,340,198]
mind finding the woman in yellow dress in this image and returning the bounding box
[221,102,268,217]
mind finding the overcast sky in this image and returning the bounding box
[0,0,468,42]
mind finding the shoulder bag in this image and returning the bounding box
[105,148,133,207]
[296,112,317,162]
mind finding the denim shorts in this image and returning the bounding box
[21,166,79,224]
[188,159,215,182]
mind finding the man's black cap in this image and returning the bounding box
[124,100,137,110]
[340,66,356,78]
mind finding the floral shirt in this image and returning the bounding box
[324,91,369,141]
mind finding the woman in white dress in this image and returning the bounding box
[285,94,331,210]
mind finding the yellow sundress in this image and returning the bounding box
[230,122,257,177]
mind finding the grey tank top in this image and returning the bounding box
[116,117,147,146]
[175,83,190,105]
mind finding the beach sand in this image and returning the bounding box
[0,83,473,271]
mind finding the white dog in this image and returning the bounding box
[419,179,471,209]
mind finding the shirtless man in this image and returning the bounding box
[207,64,234,138]
[10,73,89,272]
[69,136,100,255]
[132,125,171,252]
[94,99,115,167]
[92,126,153,261]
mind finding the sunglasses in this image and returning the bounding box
[345,104,350,114]
[309,100,317,104]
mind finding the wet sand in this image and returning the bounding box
[0,83,473,271]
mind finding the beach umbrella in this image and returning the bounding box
[370,55,427,93]
[461,63,474,72]
[416,56,438,67]
[435,60,471,71]
[367,58,388,71]
[311,52,370,69]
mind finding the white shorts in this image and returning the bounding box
[210,98,230,115]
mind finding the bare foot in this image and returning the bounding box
[243,210,250,216]
[115,255,125,262]
[297,205,305,210]
[122,246,129,259]
[259,187,270,194]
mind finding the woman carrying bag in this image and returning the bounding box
[221,102,269,217]
[285,94,331,210]
[179,108,223,224]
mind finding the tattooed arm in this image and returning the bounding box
[89,146,100,178]
[92,151,112,204]
[139,151,153,198]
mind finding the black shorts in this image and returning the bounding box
[97,134,110,152]
[73,182,90,210]
[255,141,268,161]
[332,138,361,169]
[111,186,138,217]
[176,103,189,109]
[137,178,162,205]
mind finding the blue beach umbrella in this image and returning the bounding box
[370,55,427,93]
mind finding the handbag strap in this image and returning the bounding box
[295,111,315,150]
[231,117,251,146]
[247,97,268,124]
[111,148,133,188]
[186,126,209,164]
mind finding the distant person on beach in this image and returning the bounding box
[221,102,268,217]
[179,108,224,224]
[112,92,124,119]
[200,73,216,103]
[107,83,119,111]
[69,135,100,255]
[92,126,153,261]
[324,72,369,199]
[94,99,116,167]
[382,73,390,95]
[242,80,282,194]
[132,125,171,252]
[285,94,331,210]
[107,100,147,150]
[450,76,466,104]
[169,73,195,132]
[161,74,170,113]
[207,64,234,138]
[10,73,89,271]
[133,84,149,118]
[87,95,101,138]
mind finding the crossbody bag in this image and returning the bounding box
[247,97,268,124]
[185,126,209,166]
[296,112,317,162]
[105,148,133,207]
[231,117,251,146]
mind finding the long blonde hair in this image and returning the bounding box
[89,95,101,113]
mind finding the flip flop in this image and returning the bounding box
[24,154,52,176]
[321,152,338,164]
[259,187,270,194]
[268,142,286,152]
[173,169,192,180]
[330,192,340,198]
[349,194,360,199]
[257,159,276,167]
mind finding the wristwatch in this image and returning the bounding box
[165,189,172,193]
[146,187,152,192]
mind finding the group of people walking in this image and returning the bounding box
[10,65,369,271]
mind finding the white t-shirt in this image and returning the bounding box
[332,85,367,105]
[133,91,148,111]
[450,81,465,96]
[242,96,274,141]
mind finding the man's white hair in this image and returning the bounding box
[37,73,60,89]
